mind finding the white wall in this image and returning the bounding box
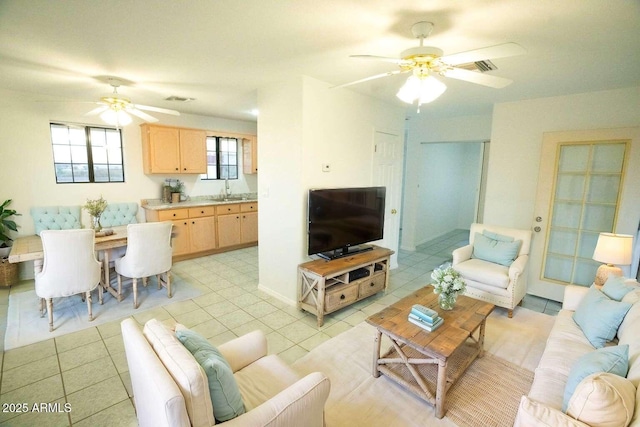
[401,114,491,250]
[486,87,640,299]
[0,87,256,277]
[257,76,405,304]
[486,87,640,229]
[411,142,482,246]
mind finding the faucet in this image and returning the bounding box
[225,179,231,197]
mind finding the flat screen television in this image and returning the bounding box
[307,186,386,260]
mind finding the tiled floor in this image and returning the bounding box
[0,229,559,426]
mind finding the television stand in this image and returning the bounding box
[317,245,373,260]
[298,246,394,326]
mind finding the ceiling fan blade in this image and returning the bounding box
[134,104,180,116]
[440,42,526,66]
[333,69,408,89]
[128,108,159,122]
[443,67,513,88]
[85,105,108,116]
[350,55,412,66]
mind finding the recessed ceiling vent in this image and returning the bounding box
[457,60,498,73]
[165,96,195,102]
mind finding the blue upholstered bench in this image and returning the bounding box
[100,203,139,227]
[30,206,82,236]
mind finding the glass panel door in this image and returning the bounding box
[542,141,627,286]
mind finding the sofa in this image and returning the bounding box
[121,318,331,427]
[515,279,640,426]
[452,223,532,317]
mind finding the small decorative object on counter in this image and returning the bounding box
[168,179,184,203]
[83,196,108,232]
[431,264,466,310]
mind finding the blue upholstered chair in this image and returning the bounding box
[30,206,82,236]
[100,203,139,227]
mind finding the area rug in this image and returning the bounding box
[5,273,203,350]
[292,306,555,427]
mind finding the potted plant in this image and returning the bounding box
[170,180,184,203]
[0,199,20,259]
[0,199,20,287]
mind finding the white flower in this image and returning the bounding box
[431,266,466,298]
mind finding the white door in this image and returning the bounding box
[373,129,403,268]
[529,127,640,301]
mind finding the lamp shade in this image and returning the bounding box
[100,109,132,126]
[592,233,633,265]
[396,75,446,104]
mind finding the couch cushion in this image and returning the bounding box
[566,372,636,427]
[234,354,301,411]
[530,310,595,409]
[516,396,590,427]
[454,258,510,289]
[472,232,522,266]
[573,287,632,348]
[176,329,246,422]
[142,319,214,427]
[602,276,637,301]
[562,345,629,411]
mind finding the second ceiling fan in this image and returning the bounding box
[339,21,526,106]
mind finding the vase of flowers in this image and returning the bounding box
[83,196,108,232]
[431,265,466,310]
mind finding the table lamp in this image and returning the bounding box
[592,232,633,287]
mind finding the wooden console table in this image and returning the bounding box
[298,246,394,327]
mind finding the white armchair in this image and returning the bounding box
[115,222,173,308]
[121,318,331,427]
[35,229,102,331]
[452,223,532,317]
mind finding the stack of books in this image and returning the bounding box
[408,304,443,332]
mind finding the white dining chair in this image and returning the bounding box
[35,229,102,332]
[115,222,173,309]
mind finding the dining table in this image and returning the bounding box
[8,225,129,302]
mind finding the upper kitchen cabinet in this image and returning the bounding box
[141,124,207,174]
[242,136,257,174]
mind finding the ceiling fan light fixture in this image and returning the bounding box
[396,74,446,105]
[100,108,132,126]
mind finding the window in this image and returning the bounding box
[201,136,238,180]
[50,123,124,183]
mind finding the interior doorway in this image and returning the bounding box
[412,140,488,246]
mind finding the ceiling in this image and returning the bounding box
[0,0,638,122]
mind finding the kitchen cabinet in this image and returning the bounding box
[216,202,259,248]
[141,124,207,174]
[144,201,257,259]
[242,136,257,174]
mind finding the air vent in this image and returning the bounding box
[165,96,195,102]
[456,60,497,73]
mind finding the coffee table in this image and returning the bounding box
[366,285,494,418]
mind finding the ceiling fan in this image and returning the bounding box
[338,21,526,107]
[85,77,180,126]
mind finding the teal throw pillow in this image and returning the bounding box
[573,287,632,348]
[176,329,245,422]
[472,232,522,266]
[601,275,636,301]
[482,230,515,242]
[562,345,629,412]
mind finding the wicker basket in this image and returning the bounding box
[0,258,18,287]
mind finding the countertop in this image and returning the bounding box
[142,195,258,211]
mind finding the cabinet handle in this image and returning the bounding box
[340,294,346,300]
[183,168,187,171]
[201,210,204,214]
[175,168,179,171]
[192,221,195,224]
[173,213,176,217]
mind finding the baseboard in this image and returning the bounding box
[257,283,297,307]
